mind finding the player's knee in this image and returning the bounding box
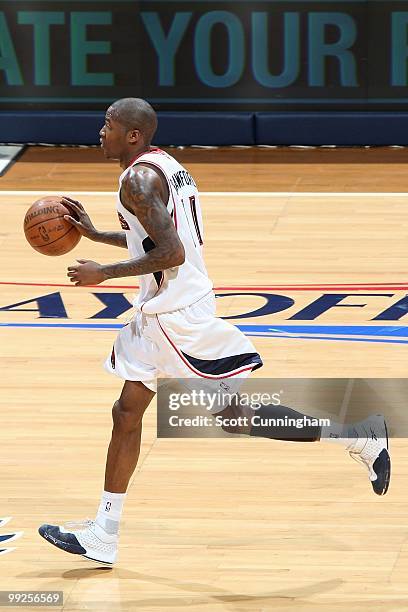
[112,399,143,433]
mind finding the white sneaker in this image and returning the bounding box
[38,519,118,565]
[348,414,391,495]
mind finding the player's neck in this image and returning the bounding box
[120,146,151,170]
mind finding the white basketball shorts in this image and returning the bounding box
[104,292,262,411]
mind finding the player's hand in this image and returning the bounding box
[62,196,99,241]
[67,259,105,286]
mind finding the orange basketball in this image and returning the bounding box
[24,196,81,256]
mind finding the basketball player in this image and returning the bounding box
[39,98,391,565]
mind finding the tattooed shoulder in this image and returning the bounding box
[121,165,166,217]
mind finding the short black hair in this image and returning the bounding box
[109,98,158,145]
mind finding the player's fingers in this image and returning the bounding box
[62,196,82,207]
[62,201,84,217]
[76,259,89,264]
[62,201,80,214]
[62,198,85,216]
[67,266,78,272]
[63,215,80,227]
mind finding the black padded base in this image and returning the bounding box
[38,524,86,556]
[371,449,391,496]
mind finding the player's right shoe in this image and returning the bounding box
[38,519,117,565]
[348,414,391,496]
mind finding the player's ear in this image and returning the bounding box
[128,129,141,144]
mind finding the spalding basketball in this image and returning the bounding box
[24,196,81,256]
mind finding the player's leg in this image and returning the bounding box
[38,380,155,564]
[217,399,390,495]
[154,296,390,496]
[93,380,155,536]
[103,380,155,493]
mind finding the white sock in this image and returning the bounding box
[95,491,126,535]
[320,421,357,449]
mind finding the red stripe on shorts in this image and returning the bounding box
[155,314,254,380]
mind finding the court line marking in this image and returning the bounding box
[1,191,408,198]
[2,324,405,335]
[2,322,408,345]
[1,281,408,290]
[264,335,408,345]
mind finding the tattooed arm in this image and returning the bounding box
[67,165,185,286]
[92,231,127,248]
[103,164,184,278]
[62,197,127,248]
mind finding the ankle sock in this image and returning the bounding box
[95,490,126,535]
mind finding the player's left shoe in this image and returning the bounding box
[348,414,391,495]
[38,519,117,565]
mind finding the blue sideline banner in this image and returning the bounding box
[0,1,407,110]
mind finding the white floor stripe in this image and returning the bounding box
[338,378,355,423]
[0,146,24,175]
[0,191,408,197]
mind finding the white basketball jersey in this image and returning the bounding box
[117,148,213,314]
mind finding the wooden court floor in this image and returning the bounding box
[1,146,408,611]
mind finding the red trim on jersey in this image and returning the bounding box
[127,147,164,169]
[155,314,254,380]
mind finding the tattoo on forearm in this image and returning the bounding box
[96,231,128,248]
[102,252,178,280]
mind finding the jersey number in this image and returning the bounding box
[189,196,203,245]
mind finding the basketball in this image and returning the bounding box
[24,196,81,256]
